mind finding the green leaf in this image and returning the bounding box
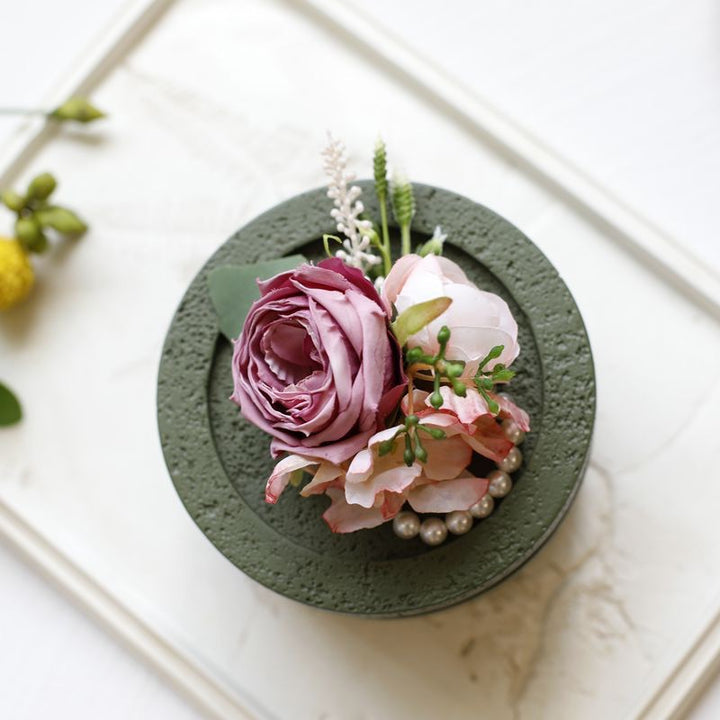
[391,296,452,346]
[0,382,22,426]
[208,255,307,341]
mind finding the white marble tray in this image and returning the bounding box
[1,1,719,718]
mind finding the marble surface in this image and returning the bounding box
[346,0,720,274]
[1,0,720,717]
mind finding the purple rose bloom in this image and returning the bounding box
[231,258,405,464]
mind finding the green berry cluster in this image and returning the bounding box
[1,172,87,254]
[406,325,467,410]
[472,346,515,414]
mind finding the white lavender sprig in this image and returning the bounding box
[322,134,381,272]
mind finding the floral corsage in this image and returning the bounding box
[214,136,529,546]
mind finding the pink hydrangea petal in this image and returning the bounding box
[323,487,393,533]
[462,416,514,462]
[345,460,419,508]
[426,386,490,425]
[493,393,531,432]
[299,462,344,497]
[408,474,489,513]
[265,455,318,504]
[421,435,473,481]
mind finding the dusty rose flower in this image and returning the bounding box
[383,254,519,377]
[231,258,404,464]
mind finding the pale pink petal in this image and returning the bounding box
[425,386,490,424]
[381,253,422,306]
[299,462,345,497]
[421,435,473,481]
[461,416,514,462]
[345,461,420,508]
[265,455,318,504]
[323,487,393,533]
[494,393,531,432]
[408,474,490,513]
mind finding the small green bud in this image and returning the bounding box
[424,426,446,440]
[378,439,396,457]
[493,368,516,383]
[406,347,425,364]
[1,190,25,212]
[27,173,57,202]
[36,206,87,236]
[403,447,415,466]
[15,216,48,252]
[445,361,464,378]
[404,414,419,427]
[429,390,443,410]
[452,380,467,397]
[414,445,427,463]
[418,226,447,257]
[49,96,106,124]
[437,325,451,345]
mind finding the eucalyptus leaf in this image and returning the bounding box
[0,382,22,426]
[391,296,452,347]
[208,255,306,341]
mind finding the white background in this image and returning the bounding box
[1,1,719,718]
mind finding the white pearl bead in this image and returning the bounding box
[470,494,494,518]
[419,517,448,546]
[497,446,522,473]
[393,511,420,540]
[445,510,473,535]
[502,418,525,445]
[488,470,513,498]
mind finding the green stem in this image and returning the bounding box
[0,108,46,116]
[379,198,391,274]
[401,223,411,256]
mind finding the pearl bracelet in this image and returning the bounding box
[392,417,525,546]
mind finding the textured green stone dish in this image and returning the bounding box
[157,182,595,618]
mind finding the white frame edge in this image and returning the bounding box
[0,0,718,718]
[0,498,258,720]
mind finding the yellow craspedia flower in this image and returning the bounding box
[0,237,34,310]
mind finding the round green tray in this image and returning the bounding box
[157,182,595,618]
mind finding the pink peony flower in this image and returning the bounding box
[231,258,405,464]
[382,254,519,377]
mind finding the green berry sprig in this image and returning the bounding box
[0,96,105,124]
[406,325,467,410]
[1,172,87,254]
[378,413,447,467]
[473,345,515,414]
